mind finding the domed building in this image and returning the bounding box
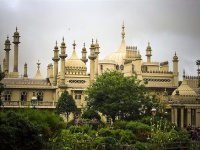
[0,24,199,126]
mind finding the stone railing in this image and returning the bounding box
[2,101,57,109]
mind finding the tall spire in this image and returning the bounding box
[121,21,125,40]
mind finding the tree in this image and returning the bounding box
[0,71,5,106]
[0,111,43,150]
[86,70,155,122]
[56,91,77,121]
[82,108,101,121]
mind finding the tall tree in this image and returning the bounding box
[86,70,155,122]
[0,71,5,106]
[56,91,77,121]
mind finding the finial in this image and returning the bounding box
[72,40,76,49]
[7,35,9,39]
[62,37,64,42]
[148,42,150,46]
[121,21,125,39]
[92,39,94,44]
[56,41,57,46]
[175,51,177,56]
[183,69,185,78]
[16,26,18,32]
[84,43,85,48]
[96,39,98,43]
[36,59,41,70]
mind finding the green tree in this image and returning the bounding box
[86,70,154,122]
[0,111,43,150]
[82,108,101,121]
[56,91,77,121]
[0,71,5,106]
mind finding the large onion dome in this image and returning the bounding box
[65,42,87,75]
[104,22,126,66]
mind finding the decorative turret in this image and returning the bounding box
[173,52,179,87]
[146,42,152,63]
[34,60,43,79]
[81,43,88,64]
[4,36,11,73]
[23,63,28,78]
[13,27,20,73]
[95,39,100,78]
[52,41,60,85]
[88,39,97,84]
[59,37,67,85]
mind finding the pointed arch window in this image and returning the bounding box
[37,91,43,101]
[21,91,27,101]
[4,91,11,101]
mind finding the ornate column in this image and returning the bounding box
[174,108,178,126]
[181,108,184,128]
[187,108,191,126]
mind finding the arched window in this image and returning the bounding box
[21,91,27,101]
[37,91,43,101]
[4,91,11,101]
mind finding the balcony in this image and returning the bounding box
[1,101,57,109]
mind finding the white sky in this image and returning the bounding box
[0,0,200,80]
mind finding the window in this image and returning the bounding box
[4,91,11,101]
[75,94,81,100]
[132,64,134,73]
[21,91,27,101]
[100,65,103,70]
[37,91,43,101]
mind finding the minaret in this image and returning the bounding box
[173,52,179,87]
[81,43,88,64]
[23,63,28,79]
[13,27,20,73]
[3,58,5,72]
[4,36,11,73]
[94,39,100,78]
[88,39,96,84]
[52,41,60,86]
[146,42,152,63]
[59,37,67,85]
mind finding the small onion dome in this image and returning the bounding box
[14,27,19,36]
[95,39,99,47]
[65,50,87,75]
[5,36,10,43]
[82,43,86,52]
[173,52,178,61]
[90,39,95,48]
[61,37,66,46]
[172,80,197,97]
[136,51,142,59]
[54,41,58,49]
[146,42,151,49]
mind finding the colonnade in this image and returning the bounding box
[171,106,200,128]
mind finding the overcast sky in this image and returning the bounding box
[0,0,199,80]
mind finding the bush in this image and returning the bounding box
[112,120,128,130]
